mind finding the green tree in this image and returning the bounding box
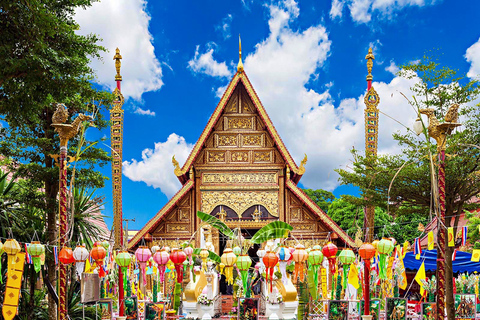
[336,55,480,319]
[303,188,335,212]
[0,1,113,318]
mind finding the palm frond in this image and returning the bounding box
[250,221,293,244]
[196,211,235,239]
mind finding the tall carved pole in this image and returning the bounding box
[363,48,380,243]
[111,48,126,315]
[418,107,461,320]
[51,104,91,320]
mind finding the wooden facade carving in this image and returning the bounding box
[129,71,354,252]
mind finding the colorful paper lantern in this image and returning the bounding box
[151,245,160,254]
[59,246,75,265]
[170,248,187,283]
[135,245,152,284]
[322,242,338,274]
[101,240,110,250]
[263,251,279,292]
[276,245,291,284]
[72,245,89,279]
[307,247,323,290]
[184,246,194,264]
[153,249,170,282]
[292,244,308,281]
[358,243,376,260]
[27,241,45,273]
[338,249,356,288]
[233,246,241,256]
[4,239,21,273]
[377,238,394,279]
[221,248,237,285]
[115,251,132,290]
[91,243,107,277]
[256,248,266,274]
[199,248,209,271]
[236,254,252,291]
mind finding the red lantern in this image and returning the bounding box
[90,243,107,277]
[359,243,376,261]
[322,242,338,274]
[59,247,75,265]
[170,248,187,283]
[263,251,279,292]
[359,243,376,317]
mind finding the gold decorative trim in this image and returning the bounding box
[200,185,279,191]
[202,172,277,184]
[201,190,279,217]
[286,180,355,246]
[225,220,273,228]
[128,180,194,249]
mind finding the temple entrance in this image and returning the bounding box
[219,228,260,295]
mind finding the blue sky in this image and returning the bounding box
[74,0,480,230]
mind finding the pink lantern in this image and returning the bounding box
[135,246,152,285]
[184,246,194,264]
[153,249,170,282]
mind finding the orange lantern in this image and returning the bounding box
[263,250,279,292]
[292,244,308,281]
[90,243,107,277]
[59,247,75,265]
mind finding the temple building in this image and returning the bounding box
[128,49,354,254]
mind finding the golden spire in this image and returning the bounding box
[114,48,123,81]
[365,47,375,82]
[237,35,244,73]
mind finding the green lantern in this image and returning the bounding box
[233,246,241,256]
[236,254,252,293]
[101,240,110,250]
[377,238,394,279]
[338,249,356,289]
[116,251,132,290]
[307,248,324,291]
[27,241,45,273]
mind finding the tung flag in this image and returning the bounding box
[414,262,426,296]
[448,227,455,247]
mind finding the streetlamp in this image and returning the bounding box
[414,106,461,320]
[51,104,91,320]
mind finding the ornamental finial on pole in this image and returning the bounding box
[365,47,375,82]
[114,48,123,81]
[237,35,244,73]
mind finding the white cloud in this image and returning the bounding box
[123,134,193,198]
[330,0,345,19]
[216,14,233,40]
[134,107,156,116]
[466,37,480,78]
[75,0,163,100]
[333,0,436,24]
[385,61,399,74]
[188,45,233,78]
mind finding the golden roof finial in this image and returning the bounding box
[365,47,375,82]
[114,48,123,81]
[237,35,244,73]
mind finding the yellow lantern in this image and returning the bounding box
[4,239,21,273]
[220,248,237,284]
[200,248,209,271]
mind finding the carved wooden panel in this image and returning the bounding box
[253,150,273,163]
[207,151,226,163]
[241,91,255,113]
[242,134,263,147]
[201,190,279,217]
[202,172,277,184]
[230,151,249,162]
[225,90,238,113]
[151,191,193,238]
[224,116,255,130]
[215,134,238,147]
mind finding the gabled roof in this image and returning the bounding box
[174,70,305,183]
[128,179,194,249]
[286,179,355,247]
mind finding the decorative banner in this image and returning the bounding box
[397,257,407,290]
[414,262,426,296]
[448,227,455,247]
[2,252,26,320]
[321,267,328,298]
[453,249,458,261]
[461,226,468,246]
[413,238,421,256]
[471,250,480,262]
[427,232,434,250]
[347,264,359,289]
